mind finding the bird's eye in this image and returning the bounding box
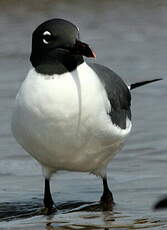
[42,31,55,44]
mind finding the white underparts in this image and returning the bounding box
[12,62,132,178]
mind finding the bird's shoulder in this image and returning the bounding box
[87,63,131,108]
[87,62,131,129]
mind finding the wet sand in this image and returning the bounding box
[0,0,167,229]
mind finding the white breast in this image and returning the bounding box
[12,62,131,177]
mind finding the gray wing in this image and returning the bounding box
[88,63,131,129]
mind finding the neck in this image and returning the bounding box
[30,49,84,75]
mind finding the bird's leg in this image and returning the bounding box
[40,178,55,214]
[100,177,114,210]
[44,178,54,209]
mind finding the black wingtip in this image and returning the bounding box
[154,197,167,210]
[130,78,162,90]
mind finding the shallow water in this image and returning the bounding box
[0,0,167,229]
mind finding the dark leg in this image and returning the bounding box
[100,177,114,210]
[42,178,54,214]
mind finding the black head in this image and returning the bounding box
[30,18,95,74]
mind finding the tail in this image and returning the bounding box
[129,78,162,90]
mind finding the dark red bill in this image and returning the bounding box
[73,40,96,58]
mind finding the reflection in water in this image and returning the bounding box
[1,199,166,229]
[44,208,167,230]
[0,200,105,221]
[0,200,114,222]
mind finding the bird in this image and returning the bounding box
[11,18,161,214]
[154,197,167,210]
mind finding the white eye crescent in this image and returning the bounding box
[43,31,51,36]
[42,31,52,44]
[43,39,48,44]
